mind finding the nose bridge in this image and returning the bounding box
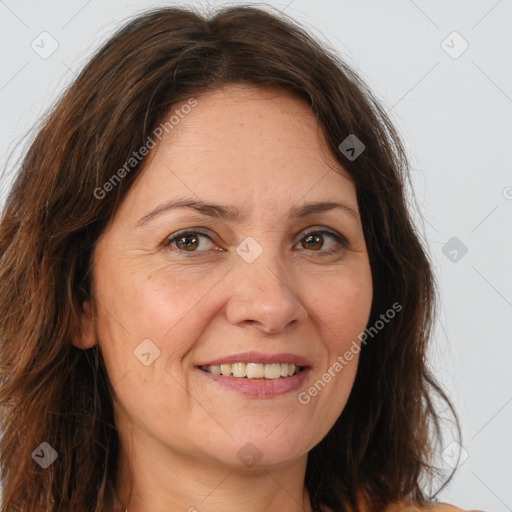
[224,230,308,332]
[241,241,285,291]
[236,225,288,286]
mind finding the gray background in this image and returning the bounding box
[0,1,511,510]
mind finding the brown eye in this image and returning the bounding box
[164,228,347,259]
[175,233,200,251]
[301,233,324,250]
[164,231,217,256]
[296,229,348,256]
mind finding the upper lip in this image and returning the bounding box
[196,351,312,367]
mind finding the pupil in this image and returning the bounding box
[179,234,198,251]
[304,234,322,250]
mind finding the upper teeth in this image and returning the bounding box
[202,363,300,379]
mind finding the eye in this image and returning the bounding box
[294,228,348,257]
[163,230,218,257]
[163,227,348,258]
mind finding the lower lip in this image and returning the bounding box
[196,367,312,398]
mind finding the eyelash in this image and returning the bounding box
[162,227,348,258]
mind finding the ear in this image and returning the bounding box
[71,300,97,349]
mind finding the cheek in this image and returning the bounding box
[294,271,371,446]
[92,258,225,362]
[311,264,373,350]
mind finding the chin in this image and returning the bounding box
[202,434,311,470]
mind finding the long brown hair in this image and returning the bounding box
[0,4,460,511]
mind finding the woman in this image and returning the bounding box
[0,5,477,512]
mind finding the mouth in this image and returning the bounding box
[195,355,312,398]
[198,362,306,379]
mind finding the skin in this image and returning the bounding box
[73,84,463,512]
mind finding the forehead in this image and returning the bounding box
[117,84,357,223]
[165,84,329,157]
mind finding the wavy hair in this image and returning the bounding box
[0,4,460,511]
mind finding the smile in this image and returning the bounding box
[197,364,311,398]
[199,362,303,379]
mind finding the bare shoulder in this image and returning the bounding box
[321,500,485,512]
[384,499,486,512]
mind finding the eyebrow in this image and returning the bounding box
[135,197,360,227]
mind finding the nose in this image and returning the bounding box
[224,251,308,334]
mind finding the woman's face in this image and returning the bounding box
[76,84,373,471]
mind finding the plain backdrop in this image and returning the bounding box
[0,1,511,511]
